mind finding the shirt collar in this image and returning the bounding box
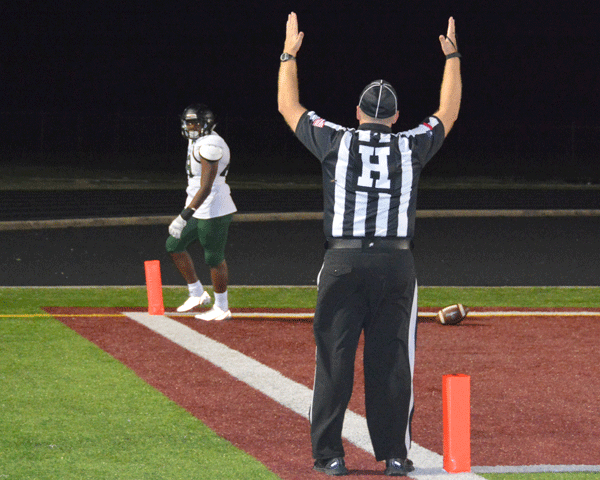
[357,123,393,133]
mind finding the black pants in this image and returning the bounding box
[310,247,418,462]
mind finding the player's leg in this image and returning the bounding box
[169,250,198,284]
[165,217,211,312]
[195,214,233,321]
[210,259,228,294]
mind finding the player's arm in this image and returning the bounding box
[433,17,462,137]
[187,147,221,211]
[168,146,220,239]
[277,12,307,133]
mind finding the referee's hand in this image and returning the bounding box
[439,17,459,56]
[284,12,304,56]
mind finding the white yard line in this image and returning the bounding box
[125,311,482,479]
[125,312,599,477]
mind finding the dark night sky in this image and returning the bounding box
[3,1,598,123]
[2,1,599,182]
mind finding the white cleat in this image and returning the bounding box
[195,306,232,321]
[176,291,212,312]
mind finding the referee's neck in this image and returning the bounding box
[358,122,393,133]
[356,107,399,128]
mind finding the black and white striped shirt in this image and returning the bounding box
[295,111,445,240]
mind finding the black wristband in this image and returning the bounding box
[446,52,462,60]
[180,207,195,221]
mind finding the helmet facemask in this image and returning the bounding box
[180,104,216,139]
[181,120,202,139]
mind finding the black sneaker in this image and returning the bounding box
[384,458,414,476]
[313,457,349,476]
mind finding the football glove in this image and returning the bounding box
[168,215,186,239]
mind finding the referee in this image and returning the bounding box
[277,13,462,477]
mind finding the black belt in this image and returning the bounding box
[325,237,412,251]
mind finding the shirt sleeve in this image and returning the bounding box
[294,111,347,163]
[401,116,446,167]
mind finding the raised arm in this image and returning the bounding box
[277,12,307,132]
[434,17,462,137]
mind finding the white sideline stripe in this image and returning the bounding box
[124,312,484,480]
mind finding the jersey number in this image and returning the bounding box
[186,157,230,178]
[357,145,391,190]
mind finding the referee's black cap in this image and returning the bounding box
[358,80,398,119]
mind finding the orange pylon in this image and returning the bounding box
[144,260,165,315]
[443,374,471,473]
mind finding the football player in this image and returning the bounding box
[166,104,237,321]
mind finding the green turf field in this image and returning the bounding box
[1,286,599,479]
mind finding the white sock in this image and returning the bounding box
[214,292,228,311]
[188,281,204,298]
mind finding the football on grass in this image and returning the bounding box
[436,304,469,325]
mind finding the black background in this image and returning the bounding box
[2,1,600,181]
[3,1,598,121]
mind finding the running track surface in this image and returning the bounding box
[48,306,600,479]
[2,185,600,286]
[3,217,600,286]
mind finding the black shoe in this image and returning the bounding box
[384,458,414,476]
[313,457,349,476]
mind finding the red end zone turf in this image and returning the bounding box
[47,307,600,476]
